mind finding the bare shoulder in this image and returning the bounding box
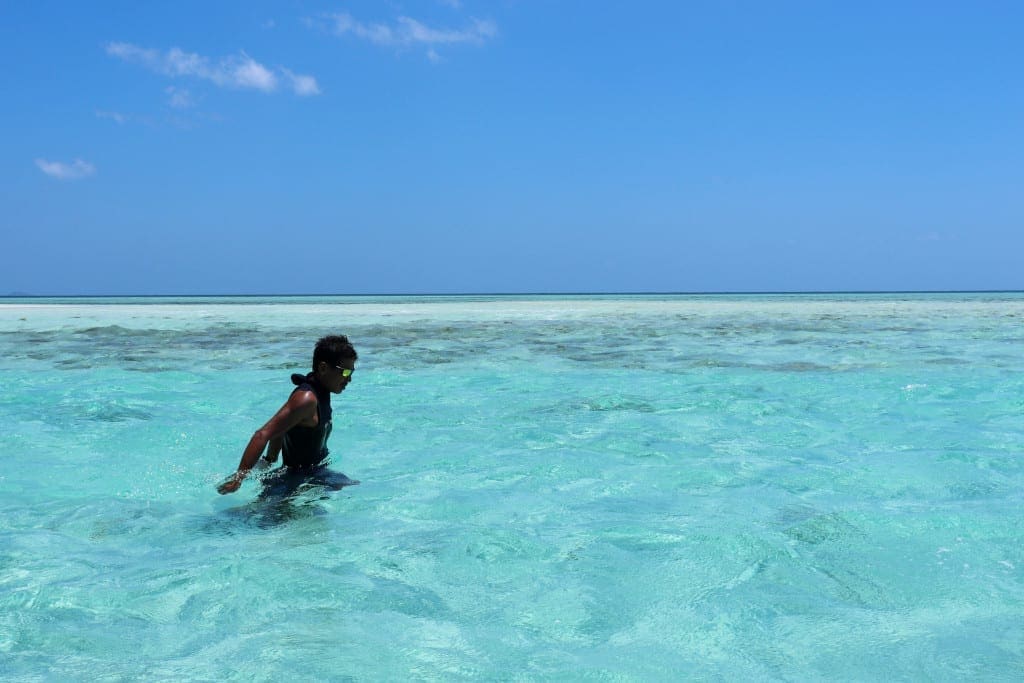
[288,388,318,413]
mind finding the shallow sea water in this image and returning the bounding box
[1,294,1022,680]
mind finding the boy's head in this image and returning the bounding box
[312,335,358,372]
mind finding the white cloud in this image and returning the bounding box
[325,12,496,48]
[229,53,277,90]
[106,42,319,95]
[329,14,395,44]
[281,68,322,96]
[36,159,96,180]
[427,49,444,64]
[399,16,496,45]
[166,86,195,109]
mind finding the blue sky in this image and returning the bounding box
[2,1,1022,294]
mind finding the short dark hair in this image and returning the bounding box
[312,335,357,371]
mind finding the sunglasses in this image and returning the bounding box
[334,366,354,378]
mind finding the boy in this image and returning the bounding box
[217,335,358,494]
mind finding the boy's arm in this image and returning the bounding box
[217,392,316,494]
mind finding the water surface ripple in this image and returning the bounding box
[1,294,1022,679]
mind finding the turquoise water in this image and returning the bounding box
[1,294,1022,680]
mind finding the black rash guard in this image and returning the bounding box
[282,373,332,469]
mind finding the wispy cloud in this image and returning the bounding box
[106,42,320,96]
[281,68,321,96]
[166,86,195,109]
[320,12,496,52]
[36,158,96,181]
[95,110,128,124]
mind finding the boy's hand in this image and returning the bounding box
[217,473,243,494]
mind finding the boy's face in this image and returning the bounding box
[320,358,356,394]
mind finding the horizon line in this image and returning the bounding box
[2,289,1023,299]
